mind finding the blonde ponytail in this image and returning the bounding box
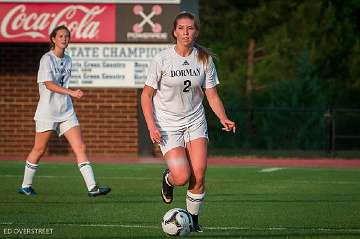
[194,43,217,66]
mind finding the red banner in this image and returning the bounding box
[0,3,116,42]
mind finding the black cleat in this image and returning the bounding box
[88,186,111,197]
[161,169,173,204]
[190,214,203,232]
[192,223,203,233]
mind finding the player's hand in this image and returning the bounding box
[149,127,162,144]
[70,89,83,99]
[220,118,236,133]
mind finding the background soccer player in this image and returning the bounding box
[141,11,236,232]
[18,25,111,197]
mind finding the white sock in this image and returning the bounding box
[78,162,96,191]
[21,161,39,188]
[186,191,205,216]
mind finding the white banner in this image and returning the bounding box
[66,43,169,88]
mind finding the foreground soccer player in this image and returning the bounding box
[18,25,110,197]
[141,11,236,232]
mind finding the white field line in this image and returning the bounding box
[259,167,284,173]
[2,222,360,233]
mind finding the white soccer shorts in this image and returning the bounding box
[35,114,79,136]
[159,119,208,155]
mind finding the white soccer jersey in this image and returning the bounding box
[145,46,219,130]
[34,51,75,122]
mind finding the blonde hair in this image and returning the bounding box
[172,11,216,65]
[49,25,70,50]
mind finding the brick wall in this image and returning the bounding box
[0,43,140,157]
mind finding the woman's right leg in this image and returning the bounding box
[19,131,52,194]
[164,147,191,186]
[161,147,191,204]
[27,131,52,164]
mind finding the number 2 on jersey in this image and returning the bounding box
[183,80,191,92]
[59,75,65,87]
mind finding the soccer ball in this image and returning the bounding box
[161,208,193,237]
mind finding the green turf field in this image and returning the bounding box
[1,160,360,239]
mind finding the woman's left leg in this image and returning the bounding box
[63,125,88,164]
[64,126,110,196]
[186,137,207,232]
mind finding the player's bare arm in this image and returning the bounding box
[205,87,236,133]
[44,81,83,99]
[141,85,161,143]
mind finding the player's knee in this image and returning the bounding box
[166,157,190,186]
[171,172,190,186]
[170,166,191,186]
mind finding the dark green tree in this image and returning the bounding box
[199,0,360,151]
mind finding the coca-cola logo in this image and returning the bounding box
[0,3,115,42]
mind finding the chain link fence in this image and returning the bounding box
[206,107,360,157]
